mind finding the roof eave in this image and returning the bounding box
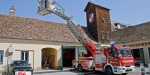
[84,2,110,12]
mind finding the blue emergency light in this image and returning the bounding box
[123,44,126,47]
[111,44,114,47]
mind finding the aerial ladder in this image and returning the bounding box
[37,0,135,75]
[37,0,96,59]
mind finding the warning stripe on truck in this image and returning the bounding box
[95,64,102,68]
[77,61,89,69]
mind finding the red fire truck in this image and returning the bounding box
[37,0,135,75]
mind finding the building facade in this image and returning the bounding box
[0,2,150,72]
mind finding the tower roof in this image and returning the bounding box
[84,2,110,12]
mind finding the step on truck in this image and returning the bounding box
[37,0,135,75]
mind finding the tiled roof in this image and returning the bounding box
[111,21,130,28]
[111,21,130,31]
[0,14,79,43]
[110,21,150,44]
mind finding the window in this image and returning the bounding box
[101,32,104,40]
[109,48,116,59]
[14,61,28,66]
[77,46,87,60]
[107,32,110,40]
[21,51,29,62]
[109,48,114,56]
[118,48,132,57]
[102,18,107,23]
[0,50,4,64]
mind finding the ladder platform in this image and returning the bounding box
[37,8,53,16]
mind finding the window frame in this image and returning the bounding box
[21,51,29,62]
[77,46,87,60]
[107,32,110,40]
[0,50,4,64]
[109,48,117,59]
[101,31,104,40]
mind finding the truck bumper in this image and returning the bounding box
[15,71,32,75]
[114,66,135,74]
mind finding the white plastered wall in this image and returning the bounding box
[0,38,81,71]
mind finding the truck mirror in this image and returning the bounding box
[28,63,31,65]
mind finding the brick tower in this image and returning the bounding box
[84,2,111,44]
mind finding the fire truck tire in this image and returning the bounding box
[78,65,83,72]
[104,66,114,75]
[73,65,77,70]
[93,67,95,71]
[122,73,127,75]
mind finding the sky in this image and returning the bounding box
[0,0,150,26]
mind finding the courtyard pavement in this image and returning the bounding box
[33,66,150,75]
[0,66,149,75]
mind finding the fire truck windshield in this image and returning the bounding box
[118,48,132,57]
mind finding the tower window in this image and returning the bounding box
[107,32,110,40]
[101,32,104,40]
[102,18,107,24]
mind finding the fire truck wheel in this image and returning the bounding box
[74,65,77,70]
[104,66,114,75]
[78,65,83,72]
[122,73,127,75]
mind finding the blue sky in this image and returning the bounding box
[0,0,150,26]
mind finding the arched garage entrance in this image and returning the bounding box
[42,48,57,69]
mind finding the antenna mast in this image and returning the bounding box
[90,0,93,2]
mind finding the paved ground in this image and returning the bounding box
[33,70,104,75]
[33,68,104,75]
[128,67,149,75]
[33,66,150,75]
[0,66,149,75]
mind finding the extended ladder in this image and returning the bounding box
[37,0,96,56]
[50,7,89,46]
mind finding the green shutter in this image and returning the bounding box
[139,48,145,65]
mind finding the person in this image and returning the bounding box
[37,0,41,12]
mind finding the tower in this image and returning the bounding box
[84,2,111,44]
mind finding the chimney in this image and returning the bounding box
[9,6,15,16]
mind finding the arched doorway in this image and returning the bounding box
[41,48,57,69]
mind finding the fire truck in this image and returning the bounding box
[37,0,135,75]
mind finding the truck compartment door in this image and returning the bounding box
[95,50,102,64]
